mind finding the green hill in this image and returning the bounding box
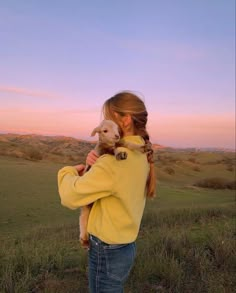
[0,134,235,292]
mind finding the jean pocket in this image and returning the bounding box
[89,235,100,251]
[104,242,136,282]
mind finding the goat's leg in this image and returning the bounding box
[79,204,92,249]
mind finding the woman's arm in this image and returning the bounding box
[58,157,114,209]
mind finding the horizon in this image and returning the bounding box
[0,1,235,149]
[0,130,235,151]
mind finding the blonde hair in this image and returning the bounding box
[102,91,156,198]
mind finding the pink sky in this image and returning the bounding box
[0,1,235,149]
[0,89,234,148]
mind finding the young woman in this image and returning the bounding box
[58,91,156,292]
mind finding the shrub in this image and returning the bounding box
[24,147,43,161]
[194,177,235,190]
[67,155,74,161]
[227,180,236,190]
[193,166,201,172]
[51,150,63,156]
[188,157,196,163]
[9,150,24,158]
[226,165,234,172]
[164,167,175,175]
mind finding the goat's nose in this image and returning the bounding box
[115,134,120,139]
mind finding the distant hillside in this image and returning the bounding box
[0,133,234,163]
[0,133,95,163]
[0,133,235,190]
[0,133,166,163]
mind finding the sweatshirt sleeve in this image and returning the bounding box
[57,158,114,210]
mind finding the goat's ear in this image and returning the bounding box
[91,126,101,136]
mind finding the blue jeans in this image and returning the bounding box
[88,235,136,293]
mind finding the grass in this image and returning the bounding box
[0,156,76,238]
[134,206,235,292]
[0,154,235,292]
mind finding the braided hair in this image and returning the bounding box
[102,91,156,198]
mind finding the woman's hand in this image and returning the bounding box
[86,150,99,166]
[74,164,85,176]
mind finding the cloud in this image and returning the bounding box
[0,86,65,100]
[0,107,100,115]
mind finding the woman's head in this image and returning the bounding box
[102,91,149,139]
[102,91,156,198]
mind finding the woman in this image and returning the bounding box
[58,91,156,292]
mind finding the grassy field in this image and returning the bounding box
[0,153,235,293]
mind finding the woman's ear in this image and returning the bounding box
[122,114,132,127]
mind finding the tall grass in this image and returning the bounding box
[131,207,236,292]
[1,207,235,293]
[0,152,235,292]
[0,224,88,292]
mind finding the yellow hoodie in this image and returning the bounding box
[58,136,150,244]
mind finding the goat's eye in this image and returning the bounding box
[103,129,108,133]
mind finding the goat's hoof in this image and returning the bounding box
[116,152,127,160]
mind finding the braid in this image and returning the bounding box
[133,122,156,198]
[143,138,154,164]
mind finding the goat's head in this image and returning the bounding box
[91,120,120,146]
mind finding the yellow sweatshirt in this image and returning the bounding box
[58,136,150,244]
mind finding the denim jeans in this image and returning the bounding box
[88,235,136,293]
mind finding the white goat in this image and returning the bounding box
[79,119,146,248]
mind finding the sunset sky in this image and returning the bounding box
[0,0,235,148]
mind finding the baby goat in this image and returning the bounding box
[79,119,146,248]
